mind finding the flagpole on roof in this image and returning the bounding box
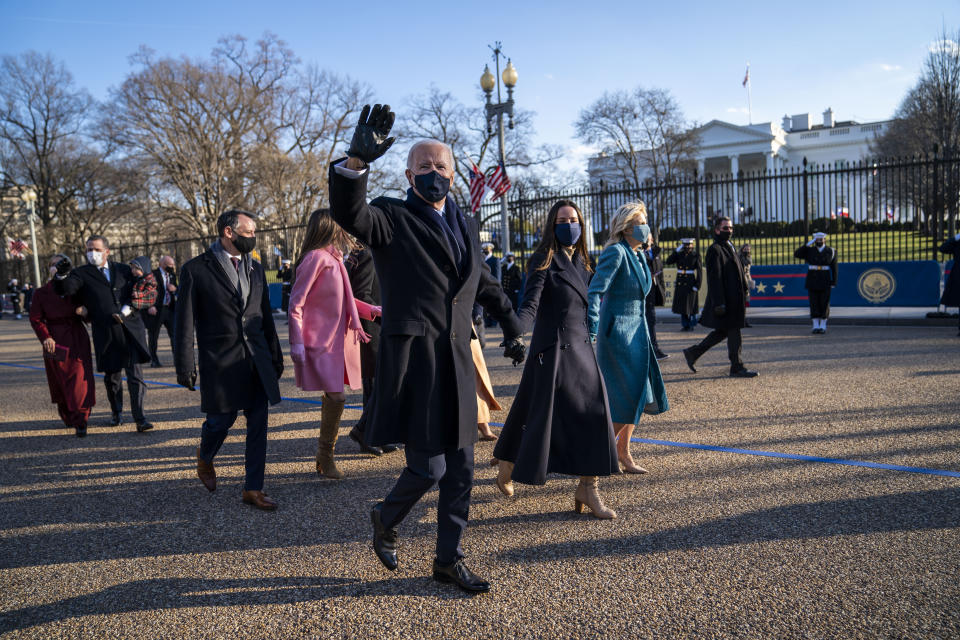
[743,62,753,125]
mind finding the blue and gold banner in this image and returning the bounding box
[750,261,942,307]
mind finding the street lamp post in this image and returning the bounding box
[20,189,41,288]
[481,42,517,256]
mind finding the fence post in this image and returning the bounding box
[802,157,810,240]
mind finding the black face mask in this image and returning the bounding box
[716,230,732,243]
[164,266,176,275]
[414,171,450,203]
[232,233,256,254]
[815,241,824,247]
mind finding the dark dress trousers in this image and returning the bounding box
[688,239,750,371]
[493,250,619,485]
[345,246,381,437]
[794,244,838,319]
[147,267,177,363]
[328,160,521,564]
[174,245,283,491]
[55,262,151,423]
[665,248,702,322]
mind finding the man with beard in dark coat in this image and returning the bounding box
[940,232,960,336]
[664,238,702,330]
[682,217,758,378]
[794,232,838,334]
[329,104,525,593]
[175,210,284,511]
[54,235,154,431]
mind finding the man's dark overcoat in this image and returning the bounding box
[664,248,702,315]
[493,250,619,485]
[645,245,666,306]
[699,239,749,330]
[174,248,283,413]
[55,262,150,372]
[328,163,521,452]
[939,237,960,307]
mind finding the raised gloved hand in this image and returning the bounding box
[347,104,396,164]
[714,304,726,317]
[177,370,197,391]
[473,313,483,325]
[501,336,526,366]
[290,343,306,364]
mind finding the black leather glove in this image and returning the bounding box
[177,370,197,391]
[473,314,483,325]
[55,258,71,276]
[347,104,396,164]
[501,337,526,366]
[714,304,726,317]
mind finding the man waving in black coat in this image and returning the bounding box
[329,104,525,593]
[174,210,284,511]
[682,217,758,378]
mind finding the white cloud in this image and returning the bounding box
[929,39,960,56]
[544,73,554,80]
[879,63,902,72]
[726,107,749,114]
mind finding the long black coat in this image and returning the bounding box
[55,262,150,372]
[939,237,960,306]
[329,162,521,451]
[493,250,619,485]
[699,239,749,330]
[794,245,838,290]
[644,245,666,306]
[346,246,380,378]
[174,248,283,413]
[665,248,702,315]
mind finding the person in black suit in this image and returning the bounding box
[501,253,522,311]
[643,241,668,359]
[53,235,154,431]
[794,232,838,334]
[277,259,293,313]
[329,104,524,593]
[682,217,758,378]
[146,255,178,366]
[175,210,284,511]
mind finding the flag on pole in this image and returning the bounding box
[468,160,490,213]
[7,238,28,259]
[487,161,511,200]
[742,65,750,88]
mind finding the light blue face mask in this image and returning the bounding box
[632,224,650,242]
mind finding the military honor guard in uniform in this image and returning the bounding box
[664,238,702,330]
[794,232,838,334]
[939,232,960,336]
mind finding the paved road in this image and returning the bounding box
[1,318,958,638]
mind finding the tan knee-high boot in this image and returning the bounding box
[496,460,515,497]
[574,476,617,519]
[316,396,345,479]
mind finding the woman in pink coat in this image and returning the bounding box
[289,209,380,479]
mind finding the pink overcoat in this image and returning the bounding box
[288,247,375,392]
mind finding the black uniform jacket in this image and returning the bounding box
[794,244,838,290]
[699,239,749,330]
[939,237,960,306]
[55,262,151,372]
[664,249,702,315]
[174,248,283,413]
[328,161,521,451]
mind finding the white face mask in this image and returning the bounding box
[48,266,58,278]
[86,250,105,267]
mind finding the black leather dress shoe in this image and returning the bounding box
[110,413,122,426]
[349,426,383,456]
[682,348,697,373]
[654,350,670,360]
[136,421,154,433]
[75,424,87,438]
[432,558,490,593]
[730,368,759,378]
[381,443,403,453]
[371,503,398,571]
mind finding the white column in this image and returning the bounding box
[729,155,740,222]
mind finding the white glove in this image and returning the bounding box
[692,287,698,292]
[955,232,960,241]
[676,244,683,252]
[290,343,306,363]
[806,239,815,247]
[120,304,133,317]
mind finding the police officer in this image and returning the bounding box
[664,238,702,330]
[794,232,838,334]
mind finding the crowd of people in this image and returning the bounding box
[20,104,960,593]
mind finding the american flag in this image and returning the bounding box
[469,160,490,213]
[487,161,511,200]
[742,65,750,88]
[7,238,27,259]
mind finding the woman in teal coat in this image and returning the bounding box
[587,201,669,474]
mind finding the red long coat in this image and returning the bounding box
[29,282,96,412]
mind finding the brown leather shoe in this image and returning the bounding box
[196,447,216,492]
[241,490,278,511]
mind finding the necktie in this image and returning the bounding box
[162,272,171,306]
[101,266,110,283]
[230,257,240,273]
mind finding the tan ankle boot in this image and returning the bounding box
[574,476,616,519]
[316,396,345,479]
[496,460,515,497]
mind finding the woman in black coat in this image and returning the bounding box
[493,200,619,519]
[940,233,960,335]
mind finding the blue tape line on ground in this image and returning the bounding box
[0,361,362,410]
[4,360,957,477]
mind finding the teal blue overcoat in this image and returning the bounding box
[587,241,669,424]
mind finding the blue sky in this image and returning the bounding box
[2,0,958,171]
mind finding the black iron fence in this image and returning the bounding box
[3,155,957,286]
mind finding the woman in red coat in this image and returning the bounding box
[29,254,96,437]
